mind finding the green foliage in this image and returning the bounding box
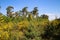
[0,6,60,40]
[41,19,60,40]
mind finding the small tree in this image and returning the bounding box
[40,14,49,19]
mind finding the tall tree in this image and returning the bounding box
[6,6,14,17]
[32,7,38,18]
[22,7,28,16]
[0,6,2,15]
[0,6,1,13]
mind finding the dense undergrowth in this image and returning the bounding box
[0,6,60,40]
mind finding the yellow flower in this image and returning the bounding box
[2,23,8,29]
[8,22,14,29]
[17,21,29,29]
[0,35,1,37]
[0,27,3,30]
[4,24,8,29]
[18,31,24,37]
[2,31,9,38]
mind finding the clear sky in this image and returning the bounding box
[0,0,60,20]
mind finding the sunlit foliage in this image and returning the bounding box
[0,6,60,40]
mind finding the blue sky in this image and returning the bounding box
[0,0,60,20]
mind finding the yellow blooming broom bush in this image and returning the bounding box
[7,22,14,29]
[18,31,24,38]
[0,31,9,40]
[0,15,5,23]
[17,20,30,30]
[2,23,8,30]
[0,23,3,30]
[1,22,14,30]
[30,21,39,27]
